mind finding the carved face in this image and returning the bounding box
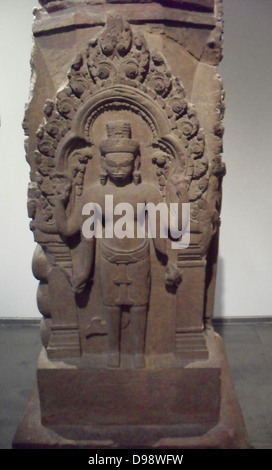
[105,152,135,182]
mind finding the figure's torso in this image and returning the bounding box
[82,180,162,251]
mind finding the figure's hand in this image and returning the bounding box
[52,173,72,204]
[165,262,182,287]
[72,273,88,294]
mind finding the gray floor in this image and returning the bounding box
[214,321,272,449]
[0,321,271,449]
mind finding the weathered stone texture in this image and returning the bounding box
[13,0,250,449]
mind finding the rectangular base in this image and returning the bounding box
[13,331,251,449]
[38,365,220,427]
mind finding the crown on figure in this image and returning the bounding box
[100,121,139,156]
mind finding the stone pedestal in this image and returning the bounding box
[13,331,250,449]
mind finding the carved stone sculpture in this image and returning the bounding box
[13,0,250,449]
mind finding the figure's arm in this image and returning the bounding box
[71,188,99,294]
[52,174,97,293]
[71,237,95,294]
[166,173,190,235]
[146,180,189,288]
[53,173,81,237]
[146,176,190,251]
[146,184,167,256]
[55,198,81,237]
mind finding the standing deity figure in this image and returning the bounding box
[55,121,184,368]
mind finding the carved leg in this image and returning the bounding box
[106,306,121,368]
[130,306,147,369]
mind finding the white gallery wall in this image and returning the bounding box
[214,0,272,317]
[0,0,271,319]
[0,0,40,318]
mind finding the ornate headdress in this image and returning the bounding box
[99,121,139,156]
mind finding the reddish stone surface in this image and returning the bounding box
[13,0,250,449]
[106,0,214,12]
[13,333,250,449]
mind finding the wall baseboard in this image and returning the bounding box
[0,317,40,325]
[0,316,272,325]
[212,316,272,324]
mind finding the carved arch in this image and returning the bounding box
[55,85,180,171]
[32,15,210,234]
